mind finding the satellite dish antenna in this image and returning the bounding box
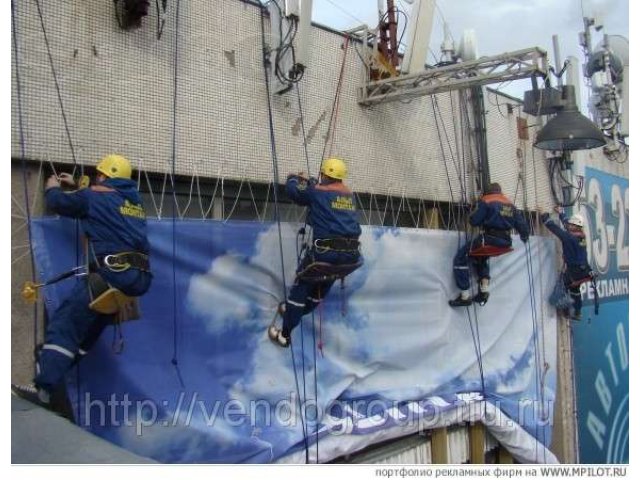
[596,35,629,65]
[458,29,478,61]
[586,35,628,84]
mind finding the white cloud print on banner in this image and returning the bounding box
[186,223,558,447]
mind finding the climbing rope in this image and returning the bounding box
[34,0,79,171]
[294,80,323,462]
[431,90,488,401]
[524,240,547,460]
[259,6,309,463]
[320,34,350,162]
[169,0,185,388]
[521,138,550,461]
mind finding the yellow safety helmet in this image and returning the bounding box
[321,157,347,180]
[96,154,132,179]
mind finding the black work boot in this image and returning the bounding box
[449,294,472,308]
[571,310,582,321]
[473,291,490,306]
[11,383,51,410]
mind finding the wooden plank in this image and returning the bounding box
[469,422,485,464]
[498,446,514,464]
[431,428,448,464]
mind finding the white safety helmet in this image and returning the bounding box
[568,214,585,228]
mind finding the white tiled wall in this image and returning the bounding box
[11,0,626,207]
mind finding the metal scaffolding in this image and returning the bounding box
[359,47,549,105]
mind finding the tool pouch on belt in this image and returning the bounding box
[88,273,140,323]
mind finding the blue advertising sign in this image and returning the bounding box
[572,168,629,463]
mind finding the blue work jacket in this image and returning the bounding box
[285,176,361,240]
[45,178,150,257]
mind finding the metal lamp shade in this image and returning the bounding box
[535,109,607,151]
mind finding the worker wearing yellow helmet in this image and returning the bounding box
[12,154,153,409]
[268,157,362,348]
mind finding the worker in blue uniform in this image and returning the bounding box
[449,183,529,307]
[542,206,591,320]
[268,157,362,348]
[12,154,152,407]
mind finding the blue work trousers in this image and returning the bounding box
[453,234,512,291]
[35,268,152,393]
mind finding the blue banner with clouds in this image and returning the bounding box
[31,218,558,463]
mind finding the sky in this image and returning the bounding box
[312,0,629,103]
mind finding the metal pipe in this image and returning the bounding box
[552,34,563,86]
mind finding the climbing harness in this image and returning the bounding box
[468,239,514,258]
[296,261,362,284]
[91,252,151,273]
[566,270,599,316]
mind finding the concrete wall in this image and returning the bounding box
[11,163,46,384]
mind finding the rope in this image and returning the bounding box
[321,34,350,162]
[169,0,185,389]
[34,0,86,288]
[524,241,547,460]
[155,0,168,40]
[259,6,309,463]
[311,294,320,463]
[295,79,322,462]
[521,137,550,460]
[430,96,461,235]
[431,89,488,401]
[259,7,288,300]
[34,0,79,172]
[12,0,40,378]
[466,304,487,396]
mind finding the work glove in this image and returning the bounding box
[541,212,550,223]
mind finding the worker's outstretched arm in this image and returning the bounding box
[44,175,90,218]
[541,212,572,242]
[285,174,313,206]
